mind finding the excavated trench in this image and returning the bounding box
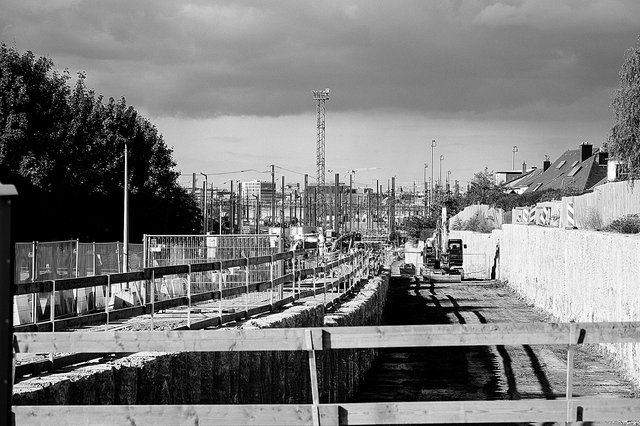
[354,275,637,410]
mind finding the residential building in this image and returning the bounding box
[505,143,608,195]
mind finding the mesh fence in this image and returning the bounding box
[13,235,353,328]
[144,234,282,306]
[13,240,144,325]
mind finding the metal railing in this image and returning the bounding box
[12,246,384,333]
[11,321,640,424]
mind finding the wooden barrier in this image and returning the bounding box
[12,321,640,424]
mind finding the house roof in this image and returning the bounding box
[521,148,607,194]
[505,167,543,189]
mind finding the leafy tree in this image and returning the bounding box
[0,43,201,241]
[463,168,503,206]
[609,37,640,179]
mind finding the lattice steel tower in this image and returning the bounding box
[312,88,329,226]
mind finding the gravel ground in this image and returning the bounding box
[355,268,639,423]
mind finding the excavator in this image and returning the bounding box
[422,206,464,283]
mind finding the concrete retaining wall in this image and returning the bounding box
[13,276,388,405]
[449,230,501,280]
[452,226,640,386]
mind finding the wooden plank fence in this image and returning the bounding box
[11,321,640,424]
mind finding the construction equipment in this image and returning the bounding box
[422,206,464,283]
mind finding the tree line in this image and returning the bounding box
[0,43,201,242]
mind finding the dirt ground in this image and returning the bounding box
[354,272,639,408]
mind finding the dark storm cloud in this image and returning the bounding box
[1,0,638,119]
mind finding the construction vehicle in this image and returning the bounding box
[422,206,465,283]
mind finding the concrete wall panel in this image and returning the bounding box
[453,226,640,386]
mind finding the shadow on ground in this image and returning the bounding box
[352,277,561,426]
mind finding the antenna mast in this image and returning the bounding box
[312,88,329,227]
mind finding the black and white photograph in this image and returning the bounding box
[2,1,640,424]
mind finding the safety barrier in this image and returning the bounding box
[12,321,640,424]
[12,248,382,334]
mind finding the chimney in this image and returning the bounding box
[597,151,609,165]
[543,159,551,171]
[580,142,593,162]
[522,161,527,173]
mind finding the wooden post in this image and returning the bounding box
[245,258,249,315]
[566,321,577,423]
[218,262,223,321]
[31,241,37,323]
[291,251,297,297]
[150,270,155,331]
[323,265,328,305]
[50,280,56,333]
[104,275,111,332]
[269,256,274,309]
[187,265,192,329]
[0,182,17,426]
[304,329,321,426]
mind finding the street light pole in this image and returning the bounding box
[200,173,207,234]
[123,141,129,273]
[423,163,428,215]
[439,154,445,188]
[430,139,436,208]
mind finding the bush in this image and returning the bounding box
[582,208,604,231]
[450,217,463,230]
[457,211,496,233]
[605,214,640,234]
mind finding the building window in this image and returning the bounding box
[556,160,566,169]
[567,165,581,177]
[532,183,542,192]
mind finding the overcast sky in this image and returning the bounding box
[2,0,638,189]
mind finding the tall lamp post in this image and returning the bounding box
[430,139,436,201]
[123,141,129,273]
[200,173,208,234]
[439,154,445,188]
[423,163,428,215]
[512,145,518,170]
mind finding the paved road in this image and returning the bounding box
[354,274,638,403]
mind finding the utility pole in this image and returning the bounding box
[431,139,436,207]
[281,176,285,231]
[376,180,380,233]
[304,174,308,226]
[390,177,396,239]
[349,174,353,232]
[237,181,242,233]
[123,141,129,273]
[313,187,317,227]
[334,173,339,231]
[271,164,275,227]
[200,173,208,234]
[230,180,234,234]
